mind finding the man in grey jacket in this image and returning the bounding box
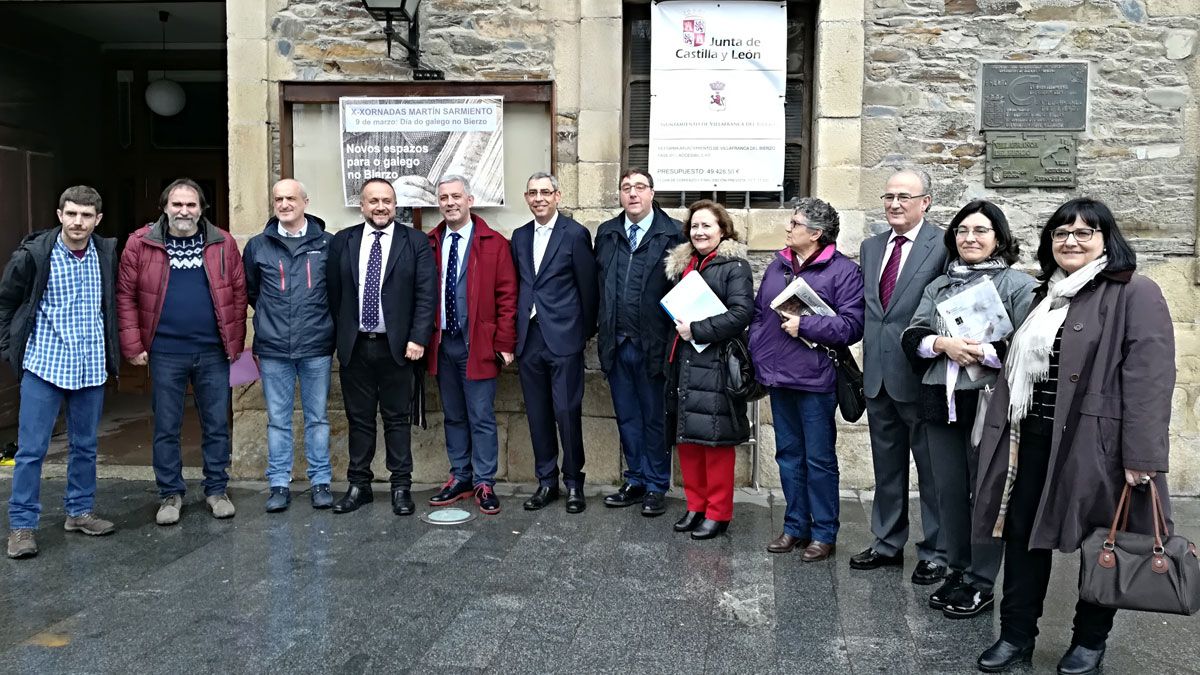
[851,168,949,585]
[243,179,335,512]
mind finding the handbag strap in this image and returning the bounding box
[1103,484,1133,548]
[1149,480,1171,574]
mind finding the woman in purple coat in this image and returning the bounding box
[748,198,865,562]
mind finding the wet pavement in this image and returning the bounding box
[0,478,1197,674]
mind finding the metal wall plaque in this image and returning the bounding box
[985,132,1078,188]
[980,61,1088,131]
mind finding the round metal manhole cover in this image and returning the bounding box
[420,507,476,526]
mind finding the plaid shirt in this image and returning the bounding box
[23,237,107,390]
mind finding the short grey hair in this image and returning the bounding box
[437,173,472,196]
[891,167,933,197]
[273,178,308,199]
[793,197,841,247]
[526,171,559,192]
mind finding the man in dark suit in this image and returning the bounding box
[594,169,684,517]
[326,178,436,516]
[851,168,949,584]
[511,172,599,514]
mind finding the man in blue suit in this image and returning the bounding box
[511,172,599,513]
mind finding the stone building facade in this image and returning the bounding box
[226,0,1200,493]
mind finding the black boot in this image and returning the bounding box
[1056,644,1105,675]
[673,511,705,532]
[977,638,1034,673]
[690,518,729,540]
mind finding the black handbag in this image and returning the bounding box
[1079,481,1200,615]
[823,345,866,423]
[720,336,766,402]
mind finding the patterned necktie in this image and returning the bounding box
[533,226,549,274]
[627,223,639,251]
[361,229,384,330]
[879,235,907,310]
[445,232,462,334]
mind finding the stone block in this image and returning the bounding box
[813,118,863,168]
[556,162,579,209]
[1145,87,1189,110]
[227,39,269,86]
[745,209,788,252]
[812,166,863,211]
[814,21,866,118]
[581,0,621,18]
[228,0,268,40]
[578,18,623,111]
[582,371,615,417]
[818,0,866,22]
[577,162,621,210]
[1146,0,1200,16]
[228,123,271,235]
[552,21,581,113]
[227,79,268,127]
[577,110,622,162]
[836,210,868,256]
[581,416,623,484]
[1165,29,1198,59]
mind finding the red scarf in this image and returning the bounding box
[668,247,721,364]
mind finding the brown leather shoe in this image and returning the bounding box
[801,541,835,562]
[766,533,810,554]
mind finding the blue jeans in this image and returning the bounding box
[437,333,499,487]
[608,338,670,493]
[150,348,231,498]
[771,388,840,543]
[8,372,105,529]
[260,355,332,488]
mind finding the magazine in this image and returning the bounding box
[769,276,835,319]
[660,271,728,353]
[935,276,1014,380]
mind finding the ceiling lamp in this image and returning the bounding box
[361,0,444,80]
[145,11,186,117]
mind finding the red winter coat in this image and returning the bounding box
[426,214,518,380]
[117,217,248,361]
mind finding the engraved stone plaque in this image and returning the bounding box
[984,132,1078,188]
[980,61,1088,131]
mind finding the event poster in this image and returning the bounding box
[338,96,505,207]
[649,1,787,192]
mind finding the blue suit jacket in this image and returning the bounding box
[510,213,599,357]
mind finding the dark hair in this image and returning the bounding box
[159,178,208,211]
[943,199,1020,265]
[619,168,654,189]
[58,185,102,213]
[792,197,840,246]
[687,199,737,241]
[360,177,396,195]
[1035,197,1136,281]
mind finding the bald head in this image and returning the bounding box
[882,168,932,234]
[273,179,310,231]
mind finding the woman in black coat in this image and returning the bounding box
[663,200,754,540]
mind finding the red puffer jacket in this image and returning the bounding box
[117,217,247,361]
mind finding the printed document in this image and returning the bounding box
[660,271,727,353]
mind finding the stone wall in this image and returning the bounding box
[226,0,1200,494]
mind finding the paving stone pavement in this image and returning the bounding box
[0,478,1197,674]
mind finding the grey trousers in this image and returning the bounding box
[926,399,1003,592]
[865,390,946,564]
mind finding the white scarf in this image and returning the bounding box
[1005,256,1108,422]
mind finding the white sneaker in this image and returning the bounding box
[156,495,183,526]
[206,493,236,519]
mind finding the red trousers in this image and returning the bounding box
[677,443,735,521]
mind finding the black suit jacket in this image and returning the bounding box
[511,213,599,357]
[326,221,437,367]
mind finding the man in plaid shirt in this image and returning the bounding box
[0,186,121,559]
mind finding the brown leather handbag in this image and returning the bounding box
[1079,482,1200,615]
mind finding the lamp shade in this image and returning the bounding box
[145,78,186,117]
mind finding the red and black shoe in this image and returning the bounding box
[429,476,473,506]
[475,484,501,515]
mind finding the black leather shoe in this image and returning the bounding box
[848,547,904,570]
[391,488,415,516]
[977,639,1034,673]
[929,571,964,610]
[523,486,560,511]
[332,485,373,514]
[641,491,667,517]
[690,518,729,540]
[673,510,705,532]
[1056,644,1105,675]
[943,585,994,619]
[912,560,948,585]
[429,476,473,506]
[603,483,646,507]
[565,488,586,514]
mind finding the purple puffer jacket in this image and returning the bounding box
[748,245,865,393]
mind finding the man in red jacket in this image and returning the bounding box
[426,175,517,514]
[117,178,247,526]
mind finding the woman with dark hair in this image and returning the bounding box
[972,198,1175,674]
[901,200,1035,619]
[748,198,864,561]
[663,200,754,540]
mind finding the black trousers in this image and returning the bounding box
[1000,423,1116,649]
[340,334,415,489]
[517,320,586,488]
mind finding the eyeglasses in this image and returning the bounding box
[954,226,994,238]
[880,193,927,204]
[620,183,652,195]
[784,219,808,231]
[1051,227,1099,243]
[524,189,558,198]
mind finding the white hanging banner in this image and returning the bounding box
[649,1,787,192]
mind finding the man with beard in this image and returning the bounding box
[117,178,247,525]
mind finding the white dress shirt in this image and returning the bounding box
[357,222,395,333]
[277,221,307,238]
[530,211,559,319]
[440,219,474,330]
[878,219,925,282]
[624,210,654,250]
